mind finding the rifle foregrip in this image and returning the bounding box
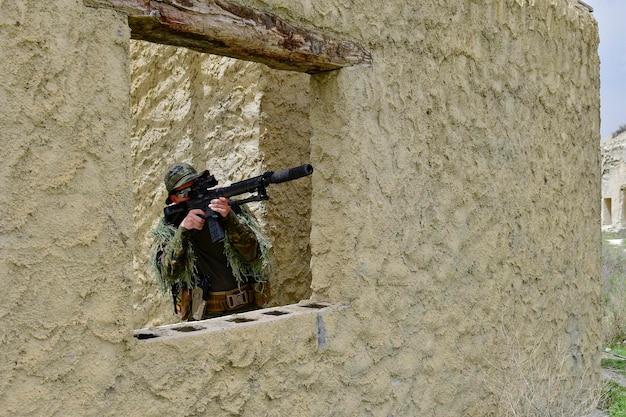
[270,164,313,184]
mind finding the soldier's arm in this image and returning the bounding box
[223,211,259,262]
[159,226,192,282]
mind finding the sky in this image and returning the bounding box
[586,0,626,139]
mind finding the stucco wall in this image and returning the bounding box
[0,1,133,415]
[0,0,601,416]
[305,1,601,414]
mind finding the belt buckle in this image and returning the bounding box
[226,290,249,309]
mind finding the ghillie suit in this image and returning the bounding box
[150,205,272,320]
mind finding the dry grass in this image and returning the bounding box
[485,328,602,417]
[479,233,625,416]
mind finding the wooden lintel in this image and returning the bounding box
[84,0,372,74]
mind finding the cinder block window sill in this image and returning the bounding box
[134,301,335,342]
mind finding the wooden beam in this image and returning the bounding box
[84,0,372,74]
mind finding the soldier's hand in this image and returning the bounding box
[209,197,231,218]
[180,209,206,231]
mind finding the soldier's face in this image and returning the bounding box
[170,181,194,203]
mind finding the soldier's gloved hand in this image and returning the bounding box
[180,209,206,231]
[209,197,231,218]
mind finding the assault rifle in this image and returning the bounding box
[164,164,313,243]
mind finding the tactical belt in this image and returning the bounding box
[204,284,255,313]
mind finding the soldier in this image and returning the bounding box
[151,162,270,321]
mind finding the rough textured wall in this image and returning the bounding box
[131,42,312,327]
[0,1,133,415]
[131,0,600,415]
[0,0,600,416]
[306,0,601,414]
[601,132,626,229]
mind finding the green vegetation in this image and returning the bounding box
[601,357,626,417]
[602,231,626,416]
[608,345,626,358]
[602,231,626,346]
[602,381,626,417]
[602,359,626,373]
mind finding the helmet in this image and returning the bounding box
[164,163,203,194]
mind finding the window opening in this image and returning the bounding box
[84,0,370,338]
[131,41,313,330]
[603,197,612,226]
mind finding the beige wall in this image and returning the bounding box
[0,0,601,416]
[0,1,134,415]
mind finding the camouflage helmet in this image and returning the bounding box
[164,162,203,194]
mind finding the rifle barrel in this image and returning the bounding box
[270,164,313,184]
